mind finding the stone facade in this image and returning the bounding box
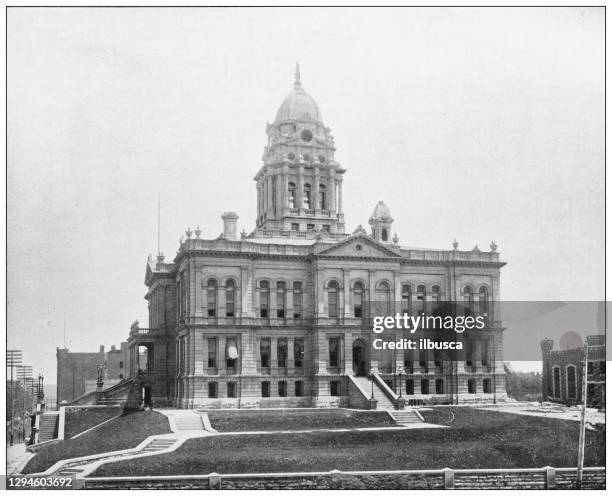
[540,335,605,407]
[126,66,508,409]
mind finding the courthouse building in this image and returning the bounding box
[126,66,507,409]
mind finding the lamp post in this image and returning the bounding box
[370,368,374,400]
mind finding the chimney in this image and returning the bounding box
[222,212,239,241]
[99,345,105,353]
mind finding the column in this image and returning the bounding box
[241,264,253,317]
[337,177,343,214]
[256,182,261,220]
[329,169,336,212]
[282,165,289,213]
[313,166,320,212]
[202,336,208,374]
[218,335,226,375]
[297,165,304,209]
[194,332,204,375]
[275,172,283,216]
[287,338,295,372]
[343,269,352,317]
[266,173,273,216]
[271,337,278,375]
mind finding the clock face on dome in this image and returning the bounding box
[300,129,313,142]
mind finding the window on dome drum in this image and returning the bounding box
[277,338,288,368]
[483,378,492,394]
[415,285,426,314]
[294,339,304,368]
[293,282,302,318]
[478,286,488,317]
[329,337,340,367]
[276,281,286,318]
[295,381,304,397]
[463,286,474,316]
[207,279,217,317]
[353,282,364,318]
[382,228,388,242]
[421,379,429,395]
[405,379,414,395]
[468,379,476,394]
[260,338,271,369]
[278,381,287,397]
[261,381,270,398]
[259,281,269,318]
[330,381,340,396]
[328,281,339,317]
[436,379,444,394]
[303,183,311,209]
[226,279,235,317]
[288,182,296,209]
[227,382,237,398]
[208,382,218,399]
[207,338,217,368]
[401,284,411,315]
[318,184,326,209]
[567,365,577,398]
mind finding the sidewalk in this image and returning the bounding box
[6,443,34,475]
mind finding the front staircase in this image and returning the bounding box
[38,413,59,442]
[351,376,396,410]
[389,410,424,425]
[173,414,205,431]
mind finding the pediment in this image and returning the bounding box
[317,234,401,259]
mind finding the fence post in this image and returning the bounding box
[209,472,221,489]
[443,468,455,489]
[544,466,556,489]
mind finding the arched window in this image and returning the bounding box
[401,284,412,315]
[318,184,326,210]
[225,279,235,317]
[259,281,269,318]
[377,281,392,314]
[303,183,311,209]
[553,366,561,398]
[328,280,339,318]
[288,182,296,209]
[293,282,303,319]
[416,285,426,314]
[463,286,474,315]
[353,282,364,318]
[276,281,286,318]
[478,286,489,317]
[567,365,577,399]
[206,279,217,317]
[382,228,388,242]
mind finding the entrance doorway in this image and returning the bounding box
[353,340,367,376]
[143,386,152,407]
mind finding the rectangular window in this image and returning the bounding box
[419,349,429,372]
[119,361,123,368]
[260,338,271,369]
[599,361,606,374]
[481,340,490,366]
[119,374,123,379]
[434,350,442,368]
[330,380,340,396]
[277,285,286,318]
[465,340,474,367]
[421,379,430,395]
[587,362,594,374]
[227,382,237,398]
[294,339,304,368]
[277,338,288,368]
[435,379,444,394]
[278,381,287,397]
[406,379,414,395]
[295,381,304,397]
[329,337,340,367]
[293,283,303,318]
[291,223,299,231]
[307,223,315,231]
[468,379,476,394]
[226,339,237,370]
[226,288,235,317]
[261,381,270,398]
[328,291,338,318]
[260,284,269,318]
[322,225,330,232]
[483,378,491,394]
[208,382,218,398]
[207,338,217,368]
[207,288,216,317]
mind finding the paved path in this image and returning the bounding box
[7,443,34,475]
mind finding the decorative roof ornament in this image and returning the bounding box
[353,224,367,234]
[194,226,201,238]
[452,239,459,250]
[294,62,301,88]
[392,233,399,245]
[490,240,498,252]
[472,245,480,252]
[186,227,192,239]
[180,235,184,245]
[240,229,247,240]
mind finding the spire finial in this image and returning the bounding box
[294,62,301,88]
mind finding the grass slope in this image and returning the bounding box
[93,407,605,477]
[207,408,395,431]
[63,407,123,439]
[23,410,171,474]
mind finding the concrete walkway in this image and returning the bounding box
[6,443,34,475]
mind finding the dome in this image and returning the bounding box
[370,201,393,221]
[275,64,322,123]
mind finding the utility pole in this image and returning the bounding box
[576,343,589,489]
[7,350,22,446]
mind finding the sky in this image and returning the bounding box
[7,7,605,379]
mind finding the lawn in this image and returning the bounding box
[23,410,171,474]
[63,406,123,438]
[92,407,605,476]
[207,408,396,431]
